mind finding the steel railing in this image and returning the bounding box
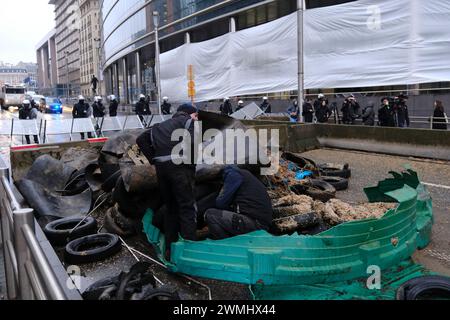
[0,161,67,300]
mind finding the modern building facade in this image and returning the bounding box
[101,0,447,105]
[79,0,103,97]
[0,68,28,86]
[49,0,82,97]
[36,29,58,96]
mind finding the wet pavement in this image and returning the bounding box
[301,148,450,277]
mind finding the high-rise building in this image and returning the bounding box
[79,0,102,97]
[36,29,58,96]
[49,0,81,97]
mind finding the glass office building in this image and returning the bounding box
[100,0,365,104]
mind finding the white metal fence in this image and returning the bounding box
[0,159,68,300]
[0,115,167,147]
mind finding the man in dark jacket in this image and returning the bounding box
[362,101,375,126]
[220,97,233,116]
[395,94,410,128]
[72,95,93,139]
[260,97,272,114]
[302,98,315,123]
[136,103,199,260]
[19,99,39,144]
[204,166,273,240]
[235,100,245,112]
[109,95,118,117]
[92,96,106,118]
[161,96,172,115]
[315,94,331,123]
[378,97,396,127]
[341,94,360,124]
[135,94,151,124]
[91,75,99,95]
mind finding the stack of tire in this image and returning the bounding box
[283,153,351,202]
[44,217,122,265]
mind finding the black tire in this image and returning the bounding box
[319,176,349,191]
[318,163,351,179]
[64,233,122,265]
[44,217,98,246]
[396,276,450,300]
[282,152,317,169]
[291,179,336,202]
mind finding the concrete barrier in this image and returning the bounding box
[244,120,450,161]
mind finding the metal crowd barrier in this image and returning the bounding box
[0,115,169,146]
[0,158,67,300]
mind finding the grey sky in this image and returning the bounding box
[0,0,55,64]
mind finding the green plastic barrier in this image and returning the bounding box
[142,170,433,286]
[250,259,435,300]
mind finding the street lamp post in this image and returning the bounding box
[297,0,305,123]
[153,11,162,115]
[65,50,70,102]
[94,38,102,96]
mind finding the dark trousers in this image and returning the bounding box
[25,135,39,144]
[204,209,265,240]
[80,132,93,140]
[155,162,197,249]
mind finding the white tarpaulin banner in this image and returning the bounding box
[161,0,450,102]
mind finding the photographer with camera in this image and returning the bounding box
[394,93,410,128]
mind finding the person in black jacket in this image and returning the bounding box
[431,100,448,130]
[315,94,331,123]
[136,103,199,261]
[72,95,93,139]
[260,97,272,114]
[235,100,245,112]
[19,99,39,144]
[204,165,273,240]
[362,101,375,126]
[161,96,172,115]
[395,94,410,128]
[220,97,233,116]
[302,98,315,123]
[135,94,151,124]
[92,96,106,118]
[378,97,396,127]
[341,94,360,124]
[109,95,118,117]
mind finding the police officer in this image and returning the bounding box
[220,97,233,116]
[204,165,273,240]
[260,97,272,114]
[19,99,39,144]
[109,95,118,117]
[161,96,172,115]
[378,97,396,127]
[136,103,199,261]
[315,94,332,123]
[235,100,245,112]
[135,94,151,123]
[92,96,106,118]
[73,95,93,139]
